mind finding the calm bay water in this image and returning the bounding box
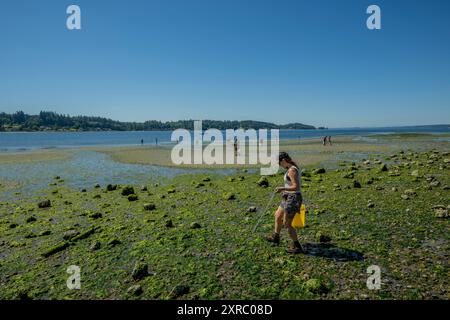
[1,126,449,152]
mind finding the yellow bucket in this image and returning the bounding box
[292,203,306,229]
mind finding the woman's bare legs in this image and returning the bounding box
[268,207,303,253]
[266,206,284,244]
[283,214,298,242]
[274,206,284,234]
[284,213,303,253]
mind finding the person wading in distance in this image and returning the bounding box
[266,152,304,254]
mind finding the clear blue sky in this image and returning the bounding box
[1,0,449,127]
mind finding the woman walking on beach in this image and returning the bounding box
[266,152,304,254]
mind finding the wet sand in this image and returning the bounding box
[86,136,393,168]
[0,149,73,164]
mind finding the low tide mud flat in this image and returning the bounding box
[0,136,449,300]
[87,134,450,168]
[87,136,392,168]
[0,149,73,164]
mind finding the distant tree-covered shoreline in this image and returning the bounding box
[0,111,316,132]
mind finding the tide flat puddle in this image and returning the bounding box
[0,150,236,196]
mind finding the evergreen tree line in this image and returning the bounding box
[0,111,316,131]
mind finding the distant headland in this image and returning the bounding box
[0,111,316,132]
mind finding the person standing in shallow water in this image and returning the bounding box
[266,152,304,254]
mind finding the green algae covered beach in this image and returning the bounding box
[0,136,449,300]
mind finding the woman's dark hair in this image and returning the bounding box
[278,152,298,167]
